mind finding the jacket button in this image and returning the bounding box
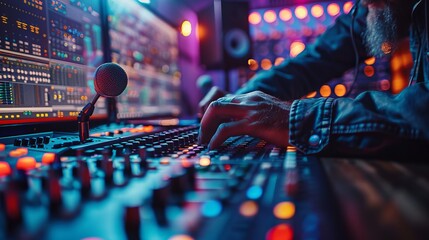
[308,135,321,146]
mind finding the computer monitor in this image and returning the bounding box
[106,0,182,120]
[0,0,106,126]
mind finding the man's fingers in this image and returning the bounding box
[208,119,250,149]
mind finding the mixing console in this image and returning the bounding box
[0,124,343,240]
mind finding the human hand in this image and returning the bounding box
[199,91,291,149]
[198,86,229,119]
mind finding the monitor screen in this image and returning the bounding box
[0,0,106,125]
[107,0,182,120]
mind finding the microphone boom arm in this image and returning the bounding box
[78,94,100,142]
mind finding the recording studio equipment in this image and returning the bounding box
[78,63,128,142]
[198,0,252,70]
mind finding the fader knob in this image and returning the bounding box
[123,206,141,240]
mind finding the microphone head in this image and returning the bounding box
[94,62,128,97]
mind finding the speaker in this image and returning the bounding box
[198,0,252,70]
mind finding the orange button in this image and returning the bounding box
[0,143,5,151]
[9,148,28,158]
[16,157,37,171]
[42,152,56,165]
[0,162,12,177]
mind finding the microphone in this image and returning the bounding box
[78,62,128,142]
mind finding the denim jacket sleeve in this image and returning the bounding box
[236,4,370,101]
[289,82,429,158]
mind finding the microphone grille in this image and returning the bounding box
[94,63,128,97]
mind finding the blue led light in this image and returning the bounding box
[246,185,263,199]
[201,200,222,218]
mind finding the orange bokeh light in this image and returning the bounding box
[239,200,259,217]
[279,8,292,22]
[320,85,332,97]
[16,156,37,171]
[261,58,272,70]
[248,58,259,71]
[364,57,376,65]
[273,202,295,219]
[311,4,324,18]
[295,6,308,19]
[327,3,340,16]
[0,162,12,177]
[343,1,354,14]
[249,12,262,25]
[290,41,305,57]
[334,84,347,97]
[264,10,277,23]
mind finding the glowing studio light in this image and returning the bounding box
[274,57,285,66]
[320,85,332,97]
[137,0,150,4]
[249,12,262,25]
[343,1,354,14]
[273,201,295,219]
[263,10,277,23]
[266,224,294,240]
[239,200,259,217]
[290,41,305,57]
[364,66,375,77]
[311,4,324,18]
[327,3,340,16]
[248,58,259,71]
[334,84,347,97]
[180,20,192,37]
[279,8,292,22]
[306,91,317,98]
[364,56,376,65]
[294,6,308,20]
[201,200,223,217]
[261,58,272,70]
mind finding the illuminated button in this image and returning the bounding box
[201,200,222,217]
[42,152,56,165]
[16,156,37,171]
[199,156,211,167]
[266,224,293,240]
[273,201,295,219]
[9,148,28,158]
[0,162,12,177]
[308,134,320,146]
[0,143,5,151]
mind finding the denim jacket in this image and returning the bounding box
[236,2,429,158]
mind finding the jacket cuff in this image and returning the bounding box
[289,97,335,154]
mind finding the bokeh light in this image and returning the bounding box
[266,224,293,240]
[327,3,340,16]
[273,202,295,219]
[279,8,292,21]
[249,12,262,25]
[364,66,375,77]
[311,4,324,18]
[343,1,354,14]
[239,200,259,217]
[364,57,376,65]
[320,85,332,97]
[180,20,192,37]
[248,58,259,71]
[261,58,272,70]
[295,6,308,19]
[334,84,347,97]
[290,41,305,57]
[264,10,277,23]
